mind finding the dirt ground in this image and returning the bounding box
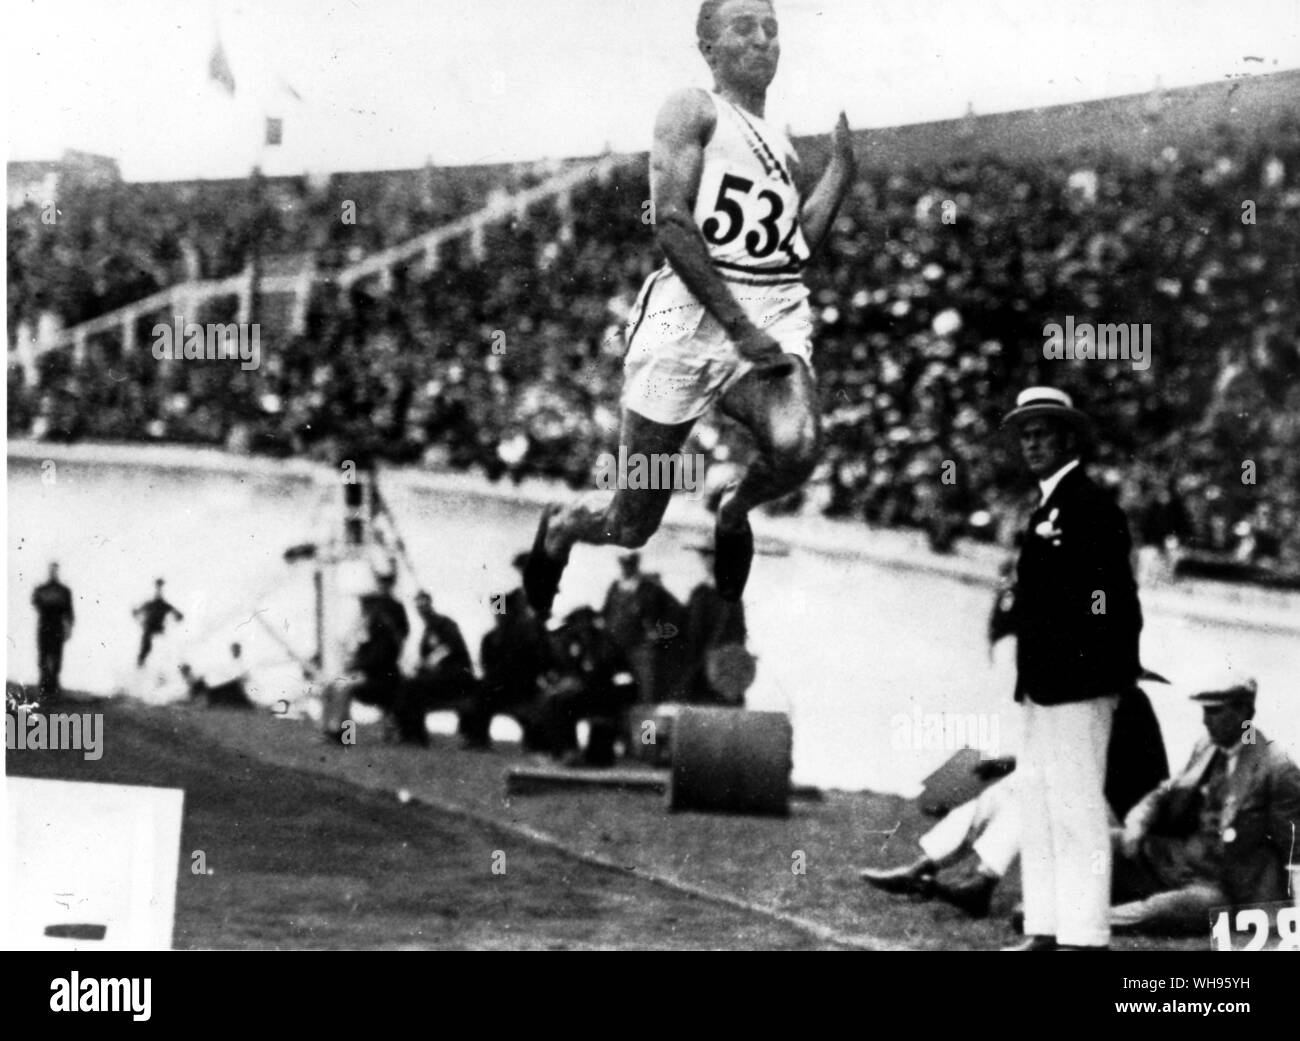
[6,689,1203,950]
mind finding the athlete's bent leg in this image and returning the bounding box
[523,409,694,617]
[547,408,695,554]
[717,359,822,519]
[710,360,821,599]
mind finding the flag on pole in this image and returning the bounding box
[209,39,236,95]
[263,80,300,148]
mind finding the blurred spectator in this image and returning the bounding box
[535,606,636,767]
[601,551,687,704]
[683,545,753,705]
[392,590,477,747]
[133,578,183,667]
[32,561,74,696]
[476,579,547,751]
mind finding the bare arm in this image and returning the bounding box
[799,112,857,255]
[651,89,785,368]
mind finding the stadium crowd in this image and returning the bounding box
[9,117,1300,571]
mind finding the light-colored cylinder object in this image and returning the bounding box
[668,707,792,816]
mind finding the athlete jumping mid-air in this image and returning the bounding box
[525,0,857,618]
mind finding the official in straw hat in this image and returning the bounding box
[999,387,1146,950]
[1110,674,1300,933]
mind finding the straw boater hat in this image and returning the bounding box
[1001,386,1090,434]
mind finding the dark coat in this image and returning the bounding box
[1010,466,1143,705]
[1106,685,1170,820]
[418,611,473,676]
[352,593,410,678]
[684,582,749,703]
[33,580,74,643]
[480,621,544,708]
[601,576,683,653]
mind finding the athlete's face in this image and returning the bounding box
[701,0,779,92]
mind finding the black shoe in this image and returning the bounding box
[1002,935,1057,951]
[523,505,569,620]
[858,864,935,897]
[933,875,997,918]
[714,515,754,602]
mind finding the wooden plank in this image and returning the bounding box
[504,765,823,802]
[505,765,667,797]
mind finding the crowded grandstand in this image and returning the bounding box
[9,75,1300,575]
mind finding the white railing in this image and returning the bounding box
[23,152,631,362]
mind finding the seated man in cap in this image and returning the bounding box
[1110,676,1300,934]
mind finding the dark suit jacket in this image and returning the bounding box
[418,612,473,676]
[1106,685,1170,819]
[1128,731,1300,907]
[1011,465,1143,705]
[601,576,683,653]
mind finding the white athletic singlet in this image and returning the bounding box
[693,92,809,287]
[621,90,816,425]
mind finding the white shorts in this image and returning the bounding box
[621,266,814,426]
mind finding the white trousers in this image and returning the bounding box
[1018,696,1117,947]
[920,775,1020,878]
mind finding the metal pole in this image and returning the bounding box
[312,566,324,670]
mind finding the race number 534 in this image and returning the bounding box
[1210,905,1300,951]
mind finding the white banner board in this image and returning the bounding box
[4,777,184,950]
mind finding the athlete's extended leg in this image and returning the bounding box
[711,359,821,599]
[523,408,695,618]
